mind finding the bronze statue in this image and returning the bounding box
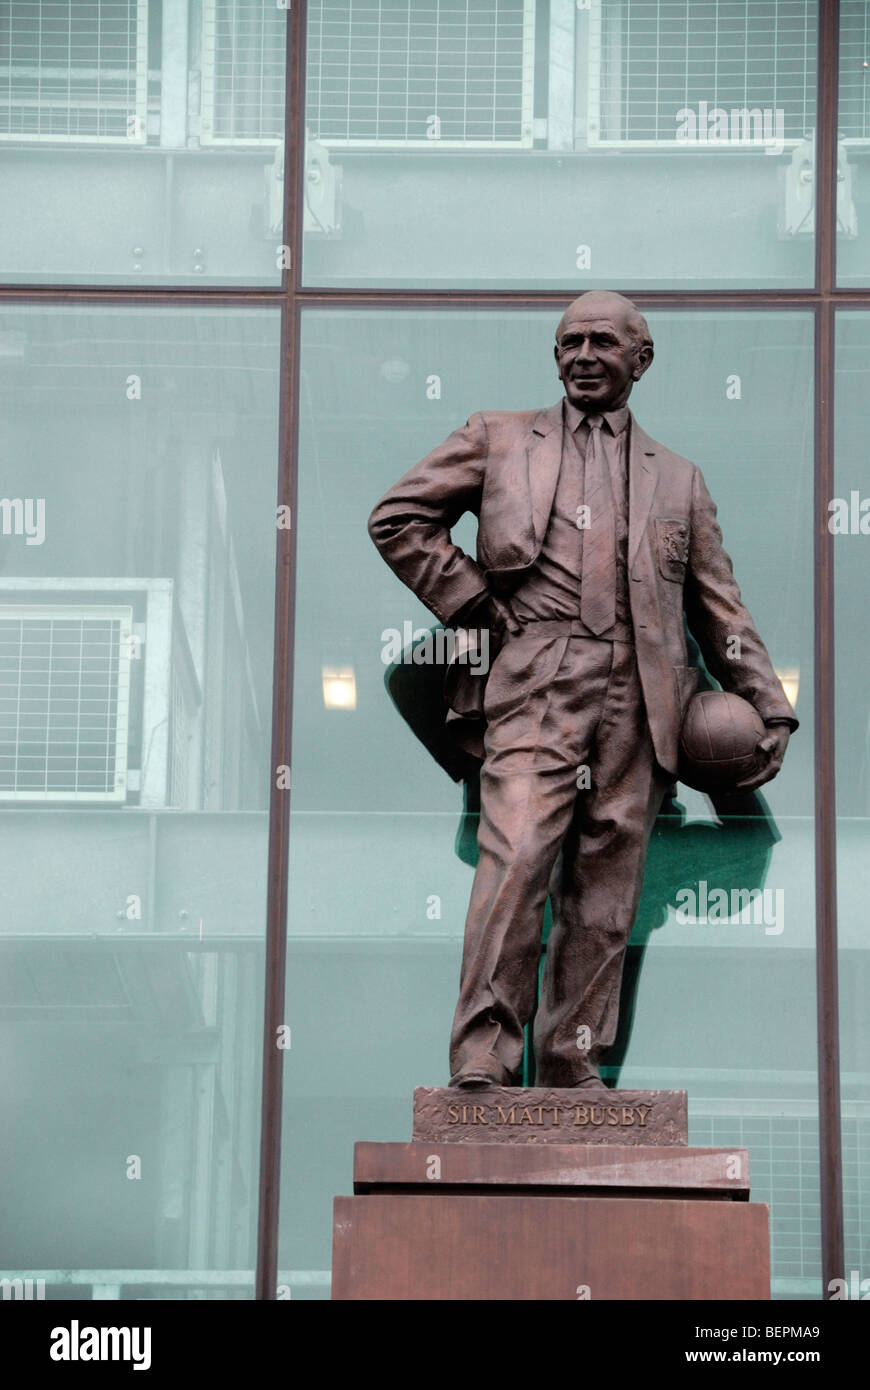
[368,292,797,1090]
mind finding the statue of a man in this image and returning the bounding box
[368,292,797,1090]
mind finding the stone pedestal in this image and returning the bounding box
[331,1089,770,1301]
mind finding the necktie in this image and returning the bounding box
[580,415,616,635]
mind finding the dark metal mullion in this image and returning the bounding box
[296,289,824,308]
[6,286,870,308]
[6,287,870,305]
[813,0,845,1300]
[0,287,286,304]
[0,286,856,304]
[254,0,306,1304]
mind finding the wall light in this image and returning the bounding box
[322,666,357,710]
[775,666,800,711]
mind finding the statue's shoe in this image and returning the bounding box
[570,1075,609,1091]
[449,1057,512,1088]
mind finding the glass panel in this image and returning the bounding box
[302,1,817,289]
[834,312,870,1295]
[0,305,280,1299]
[282,306,817,1299]
[838,2,870,285]
[0,2,286,284]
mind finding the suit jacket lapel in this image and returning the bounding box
[483,401,562,575]
[628,416,659,569]
[527,401,564,552]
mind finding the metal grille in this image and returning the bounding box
[843,1112,870,1274]
[0,606,132,802]
[589,0,817,146]
[306,0,536,147]
[840,1,870,141]
[0,0,148,143]
[200,0,287,145]
[690,1111,822,1281]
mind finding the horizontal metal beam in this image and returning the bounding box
[1,284,869,309]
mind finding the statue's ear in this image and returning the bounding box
[633,343,654,381]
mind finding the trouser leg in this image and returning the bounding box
[534,643,670,1086]
[449,633,612,1081]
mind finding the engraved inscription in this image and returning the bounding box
[414,1087,689,1147]
[446,1100,654,1128]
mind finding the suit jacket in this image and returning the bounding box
[368,402,797,776]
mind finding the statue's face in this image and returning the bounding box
[554,306,648,413]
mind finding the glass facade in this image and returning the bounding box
[0,0,863,1304]
[0,1,287,283]
[301,0,819,288]
[0,305,280,1297]
[281,308,820,1297]
[838,3,870,286]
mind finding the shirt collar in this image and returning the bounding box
[563,398,630,438]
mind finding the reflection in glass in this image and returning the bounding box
[281,308,818,1298]
[0,2,287,283]
[302,1,817,289]
[0,306,280,1299]
[837,2,870,283]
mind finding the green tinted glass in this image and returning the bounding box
[0,304,280,1299]
[280,307,817,1298]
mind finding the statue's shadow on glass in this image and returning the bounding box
[386,634,781,1089]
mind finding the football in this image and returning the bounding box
[678,690,767,792]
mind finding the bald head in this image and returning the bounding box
[556,292,653,355]
[554,291,654,413]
